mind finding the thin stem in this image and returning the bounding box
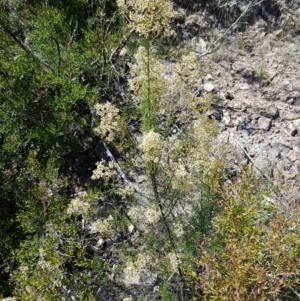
[150,172,183,278]
[146,38,151,129]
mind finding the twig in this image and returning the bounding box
[232,138,286,203]
[0,21,54,71]
[53,37,61,68]
[109,28,134,61]
[233,138,272,181]
[194,0,266,58]
[289,287,300,298]
[68,20,78,48]
[103,142,154,199]
[267,272,300,278]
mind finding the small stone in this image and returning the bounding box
[257,117,271,131]
[128,224,134,233]
[276,158,292,173]
[219,123,226,133]
[96,238,105,247]
[235,116,246,130]
[293,146,300,153]
[293,80,300,91]
[288,123,298,136]
[239,83,250,90]
[293,119,300,129]
[119,47,127,56]
[206,109,222,121]
[205,74,213,81]
[289,155,298,162]
[274,29,283,37]
[225,91,234,100]
[254,156,273,178]
[203,82,214,92]
[256,106,279,119]
[232,62,245,73]
[223,111,231,125]
[271,138,293,150]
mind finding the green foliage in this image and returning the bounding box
[253,61,268,80]
[0,0,126,297]
[197,169,300,300]
[12,221,98,301]
[160,283,176,301]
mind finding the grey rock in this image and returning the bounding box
[234,116,246,130]
[271,138,293,150]
[289,154,298,162]
[254,156,273,178]
[293,146,300,153]
[276,158,293,173]
[222,111,231,125]
[206,109,222,121]
[293,119,300,129]
[241,68,253,83]
[219,123,226,132]
[205,74,213,81]
[257,117,271,131]
[293,80,300,91]
[239,83,251,90]
[288,123,298,136]
[256,106,279,119]
[232,62,246,73]
[225,91,234,100]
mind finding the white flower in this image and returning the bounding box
[116,185,135,197]
[117,0,175,38]
[93,102,120,142]
[123,253,150,286]
[139,129,163,163]
[174,164,188,178]
[128,204,160,225]
[173,222,184,237]
[91,160,116,180]
[144,206,160,224]
[67,192,90,215]
[166,252,180,273]
[90,215,115,236]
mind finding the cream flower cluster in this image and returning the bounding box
[128,46,166,106]
[93,102,120,142]
[123,253,151,286]
[173,222,184,238]
[139,129,163,163]
[115,185,135,198]
[165,252,181,273]
[128,203,160,226]
[67,191,90,215]
[173,52,198,82]
[90,215,115,236]
[91,159,116,180]
[117,0,174,38]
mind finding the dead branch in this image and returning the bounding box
[194,0,266,58]
[103,142,154,199]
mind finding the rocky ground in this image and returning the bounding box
[176,0,300,202]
